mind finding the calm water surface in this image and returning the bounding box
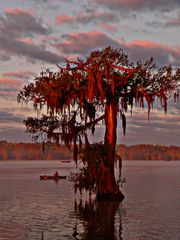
[0,160,179,240]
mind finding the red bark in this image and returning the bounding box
[96,98,124,200]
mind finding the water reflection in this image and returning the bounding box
[1,161,179,239]
[72,198,123,240]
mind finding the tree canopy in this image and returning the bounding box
[18,46,179,199]
[18,46,179,147]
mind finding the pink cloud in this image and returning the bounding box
[0,33,62,64]
[52,31,120,54]
[0,77,25,99]
[39,35,58,44]
[124,40,180,65]
[52,30,180,66]
[65,54,79,61]
[18,37,34,45]
[55,15,75,24]
[166,16,180,27]
[94,0,179,11]
[126,40,158,48]
[1,7,50,37]
[0,7,64,64]
[98,23,117,31]
[0,77,23,88]
[55,10,116,25]
[5,8,32,16]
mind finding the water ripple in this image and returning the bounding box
[0,160,180,240]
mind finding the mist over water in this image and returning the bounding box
[0,160,180,240]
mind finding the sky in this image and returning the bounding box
[0,0,179,146]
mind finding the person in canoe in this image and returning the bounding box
[54,171,59,178]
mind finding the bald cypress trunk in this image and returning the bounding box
[96,98,124,201]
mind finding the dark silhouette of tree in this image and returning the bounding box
[17,46,179,200]
[73,199,123,240]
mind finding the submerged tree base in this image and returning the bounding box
[96,191,125,202]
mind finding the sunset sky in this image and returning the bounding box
[0,0,179,145]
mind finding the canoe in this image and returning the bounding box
[61,160,71,163]
[40,175,67,180]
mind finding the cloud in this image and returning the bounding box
[52,30,180,66]
[166,16,180,27]
[122,38,180,66]
[119,124,180,146]
[0,109,25,124]
[126,112,180,129]
[0,77,24,98]
[3,71,35,80]
[39,35,58,44]
[146,20,164,28]
[56,15,75,24]
[0,34,62,63]
[2,8,51,36]
[98,23,117,31]
[31,0,55,2]
[52,31,121,55]
[0,8,62,63]
[124,40,179,65]
[117,109,180,145]
[91,108,180,146]
[30,0,62,7]
[0,126,32,143]
[0,108,33,142]
[94,0,180,12]
[0,55,10,61]
[17,37,34,45]
[0,77,23,88]
[55,9,117,25]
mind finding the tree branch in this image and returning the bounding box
[77,114,105,133]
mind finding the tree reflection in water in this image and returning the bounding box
[72,198,123,240]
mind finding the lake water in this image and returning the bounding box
[0,160,179,240]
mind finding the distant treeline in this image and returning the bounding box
[0,141,72,160]
[0,141,179,161]
[116,144,180,161]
